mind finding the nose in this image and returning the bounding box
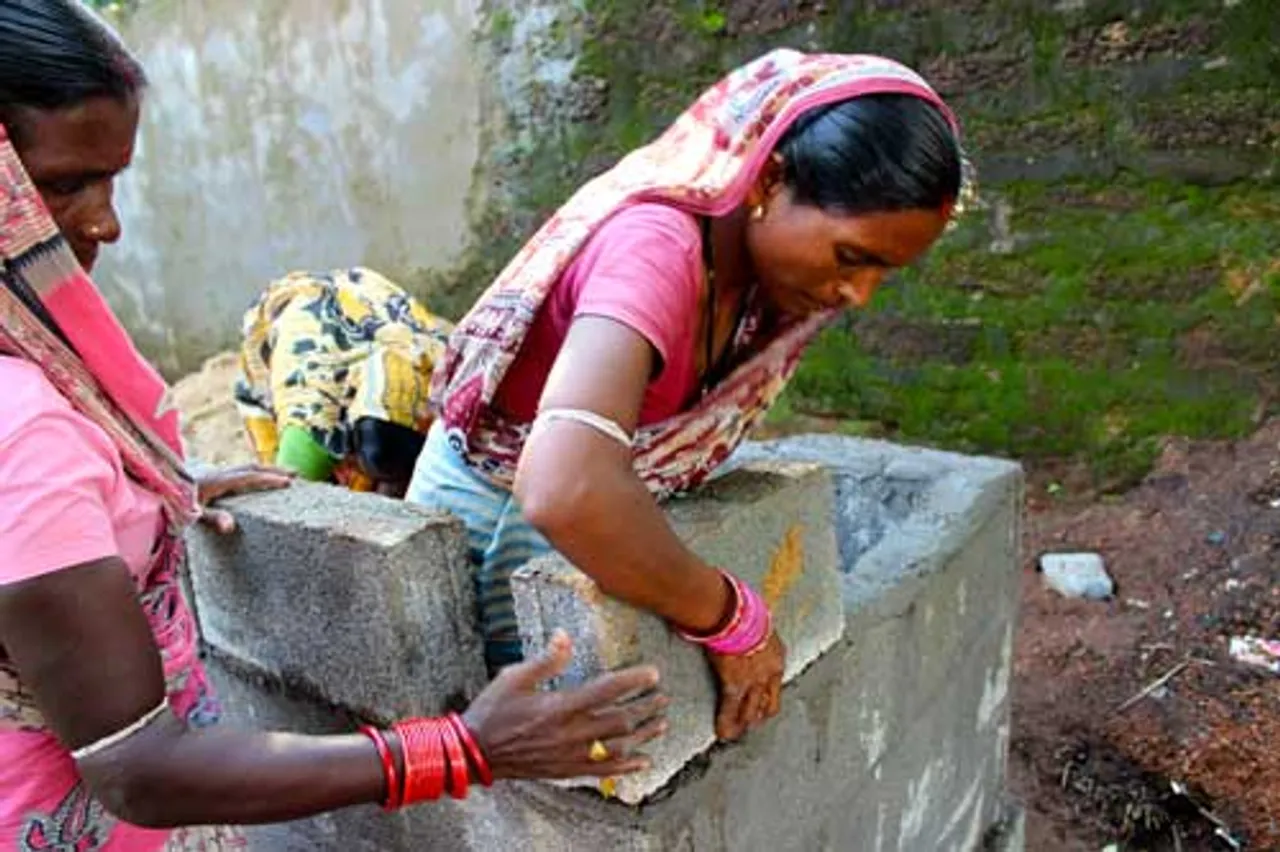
[836,270,885,308]
[82,183,122,246]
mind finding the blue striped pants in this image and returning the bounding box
[405,422,551,669]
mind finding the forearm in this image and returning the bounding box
[2,560,406,829]
[524,462,731,634]
[86,720,394,828]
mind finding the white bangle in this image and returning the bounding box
[70,699,170,762]
[533,408,632,449]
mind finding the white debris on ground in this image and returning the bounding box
[1228,636,1280,675]
[1038,551,1114,600]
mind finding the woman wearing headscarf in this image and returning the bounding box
[235,267,453,497]
[0,4,666,849]
[408,48,973,741]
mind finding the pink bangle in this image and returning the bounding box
[711,576,771,656]
[675,571,743,646]
[676,571,772,657]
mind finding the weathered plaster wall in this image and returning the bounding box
[98,0,485,376]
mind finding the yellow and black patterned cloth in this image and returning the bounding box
[234,268,452,486]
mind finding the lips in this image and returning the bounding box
[74,245,98,272]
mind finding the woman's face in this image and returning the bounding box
[744,176,949,319]
[11,95,140,273]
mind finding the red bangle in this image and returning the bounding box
[359,725,402,811]
[422,719,447,803]
[440,719,470,800]
[394,717,445,805]
[446,712,493,787]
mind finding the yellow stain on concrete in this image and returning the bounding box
[762,524,805,607]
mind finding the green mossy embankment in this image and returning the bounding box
[482,0,1279,486]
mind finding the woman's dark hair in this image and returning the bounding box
[352,417,427,484]
[0,0,146,134]
[775,93,961,215]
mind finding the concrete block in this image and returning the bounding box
[443,617,1016,852]
[889,506,1021,727]
[730,435,1022,587]
[203,653,390,852]
[190,435,1023,851]
[186,482,488,722]
[841,621,1015,852]
[733,434,1023,740]
[512,461,845,804]
[203,650,352,736]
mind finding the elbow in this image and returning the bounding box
[87,773,170,828]
[515,464,588,541]
[515,458,636,601]
[79,749,182,829]
[514,444,617,546]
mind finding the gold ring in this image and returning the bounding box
[588,739,610,762]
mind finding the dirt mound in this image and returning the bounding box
[1017,420,1280,849]
[171,351,254,467]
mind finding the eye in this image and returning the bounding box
[835,246,869,269]
[37,176,90,198]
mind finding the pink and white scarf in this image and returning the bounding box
[431,49,963,499]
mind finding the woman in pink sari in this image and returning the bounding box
[408,48,972,740]
[0,3,665,850]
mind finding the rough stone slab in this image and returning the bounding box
[186,482,488,722]
[1039,551,1113,600]
[511,461,845,804]
[445,615,1016,852]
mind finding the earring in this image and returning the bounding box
[750,204,765,221]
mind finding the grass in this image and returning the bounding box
[779,175,1280,490]
[468,0,1279,491]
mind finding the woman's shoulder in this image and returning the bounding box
[594,203,703,255]
[0,355,70,419]
[0,358,135,585]
[0,358,77,442]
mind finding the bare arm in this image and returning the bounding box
[0,558,385,827]
[0,557,665,828]
[512,317,785,740]
[513,316,732,634]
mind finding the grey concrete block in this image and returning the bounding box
[439,617,1016,852]
[203,651,352,735]
[186,436,1022,851]
[734,433,1023,750]
[186,482,488,721]
[730,435,1022,589]
[889,505,1021,728]
[203,654,382,852]
[512,462,845,805]
[842,621,1015,852]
